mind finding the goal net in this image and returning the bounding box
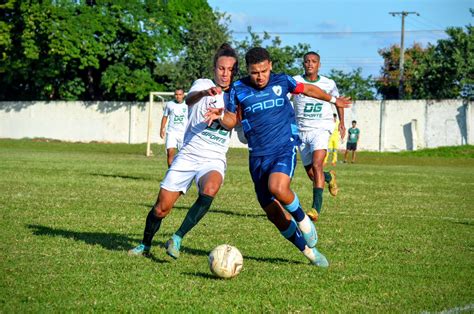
[145,92,176,157]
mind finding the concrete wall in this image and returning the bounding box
[1,100,472,151]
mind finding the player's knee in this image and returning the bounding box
[268,183,287,199]
[312,162,323,174]
[153,203,170,218]
[201,184,220,197]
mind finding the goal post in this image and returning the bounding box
[146,92,175,157]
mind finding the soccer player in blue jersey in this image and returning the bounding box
[206,47,351,267]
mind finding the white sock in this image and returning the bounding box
[302,245,315,262]
[298,215,313,234]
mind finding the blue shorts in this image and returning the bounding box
[249,145,298,208]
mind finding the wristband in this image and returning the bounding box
[330,96,337,104]
[218,110,225,121]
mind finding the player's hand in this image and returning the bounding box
[335,96,351,108]
[205,107,223,126]
[339,123,346,140]
[207,86,222,96]
[160,129,165,139]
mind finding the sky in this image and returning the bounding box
[207,0,473,78]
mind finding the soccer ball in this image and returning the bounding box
[208,244,243,279]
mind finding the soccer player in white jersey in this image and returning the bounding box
[293,51,346,222]
[160,88,188,167]
[128,43,238,259]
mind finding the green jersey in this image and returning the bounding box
[347,128,360,143]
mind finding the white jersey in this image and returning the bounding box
[292,74,339,132]
[163,101,188,134]
[181,79,232,161]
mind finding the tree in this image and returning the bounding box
[0,0,224,101]
[376,24,473,100]
[329,68,376,100]
[422,26,474,99]
[154,1,231,91]
[376,43,435,99]
[233,27,310,77]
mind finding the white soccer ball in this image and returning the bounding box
[208,244,243,279]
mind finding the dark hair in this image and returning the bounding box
[303,51,320,61]
[245,47,270,67]
[352,120,357,124]
[213,43,239,76]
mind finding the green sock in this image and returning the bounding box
[312,188,324,214]
[176,194,214,238]
[324,171,332,183]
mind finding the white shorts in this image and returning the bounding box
[160,152,226,194]
[298,129,332,166]
[165,132,185,150]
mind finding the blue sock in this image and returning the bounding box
[280,220,306,251]
[283,193,305,222]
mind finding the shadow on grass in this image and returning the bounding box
[27,224,302,265]
[182,272,216,279]
[90,173,155,181]
[143,204,266,219]
[181,246,303,265]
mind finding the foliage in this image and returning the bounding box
[1,139,473,312]
[233,27,310,77]
[376,25,474,100]
[329,68,376,100]
[0,0,220,101]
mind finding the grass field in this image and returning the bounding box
[1,139,473,312]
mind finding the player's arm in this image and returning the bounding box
[160,115,168,139]
[332,83,346,140]
[300,83,351,109]
[205,108,237,130]
[185,87,222,106]
[337,106,345,140]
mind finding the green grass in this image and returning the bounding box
[1,139,473,312]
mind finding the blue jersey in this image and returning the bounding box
[226,73,300,156]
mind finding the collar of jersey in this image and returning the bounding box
[302,75,320,83]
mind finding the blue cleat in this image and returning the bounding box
[128,244,150,257]
[310,247,329,268]
[301,220,318,248]
[165,234,182,259]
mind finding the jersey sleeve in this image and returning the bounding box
[163,102,171,116]
[225,84,238,113]
[188,78,213,94]
[330,80,340,97]
[285,74,301,93]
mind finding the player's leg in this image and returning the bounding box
[265,148,317,248]
[331,138,339,166]
[343,144,349,163]
[166,148,176,168]
[262,201,328,267]
[130,154,194,257]
[352,144,357,163]
[128,188,181,256]
[166,161,225,259]
[306,149,327,221]
[166,132,180,167]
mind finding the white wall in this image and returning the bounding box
[1,100,472,151]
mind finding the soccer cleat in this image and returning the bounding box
[165,235,182,259]
[128,244,150,257]
[306,208,319,222]
[328,170,339,197]
[301,220,318,248]
[310,247,329,267]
